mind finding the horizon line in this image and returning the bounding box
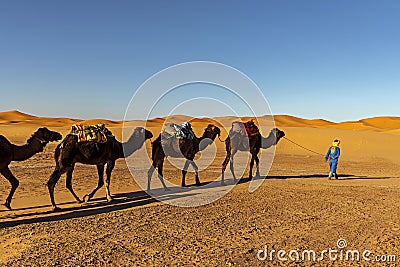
[1,109,399,124]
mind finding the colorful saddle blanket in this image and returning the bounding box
[161,122,195,141]
[71,123,108,143]
[231,120,260,137]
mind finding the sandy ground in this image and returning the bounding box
[1,112,400,266]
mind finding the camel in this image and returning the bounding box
[148,124,221,189]
[47,127,153,211]
[0,127,62,209]
[221,127,285,184]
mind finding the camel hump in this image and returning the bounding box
[244,121,260,136]
[231,120,260,137]
[0,135,9,144]
[71,123,110,143]
[161,122,195,141]
[0,135,12,155]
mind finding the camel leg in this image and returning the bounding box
[254,154,260,178]
[230,150,238,182]
[105,161,115,202]
[147,164,156,191]
[156,158,168,190]
[249,154,255,179]
[181,160,190,187]
[147,159,168,191]
[190,161,201,186]
[84,165,105,203]
[1,167,19,210]
[65,164,83,204]
[47,167,67,211]
[221,152,231,185]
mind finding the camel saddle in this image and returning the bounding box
[161,122,195,143]
[71,123,108,143]
[231,120,260,137]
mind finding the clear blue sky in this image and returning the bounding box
[0,0,399,122]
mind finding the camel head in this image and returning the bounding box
[197,124,221,151]
[125,127,153,144]
[29,127,62,145]
[271,128,285,144]
[121,127,153,158]
[203,124,221,140]
[131,127,153,141]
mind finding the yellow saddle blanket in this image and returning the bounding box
[71,123,108,143]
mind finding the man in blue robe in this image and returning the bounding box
[325,139,341,179]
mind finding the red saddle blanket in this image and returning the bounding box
[231,121,260,137]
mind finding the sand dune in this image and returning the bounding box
[1,110,399,163]
[1,110,399,162]
[360,116,400,130]
[1,110,399,133]
[0,110,119,127]
[0,110,38,122]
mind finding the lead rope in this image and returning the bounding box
[218,135,226,143]
[282,136,325,157]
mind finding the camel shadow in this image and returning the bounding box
[0,200,80,213]
[0,189,197,229]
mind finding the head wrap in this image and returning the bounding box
[332,139,340,147]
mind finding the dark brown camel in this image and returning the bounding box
[0,128,62,209]
[148,124,221,190]
[221,127,285,184]
[47,127,153,211]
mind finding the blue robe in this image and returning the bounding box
[325,146,340,172]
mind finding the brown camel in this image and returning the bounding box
[221,127,285,184]
[0,127,62,209]
[47,127,153,211]
[148,124,221,189]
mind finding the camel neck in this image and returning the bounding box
[261,133,275,149]
[12,139,44,161]
[198,134,213,151]
[261,132,281,149]
[121,134,146,158]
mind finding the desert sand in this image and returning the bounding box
[0,110,399,266]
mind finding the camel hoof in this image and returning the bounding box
[83,194,91,203]
[107,198,114,203]
[52,206,62,212]
[221,181,226,186]
[3,203,11,210]
[164,187,170,191]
